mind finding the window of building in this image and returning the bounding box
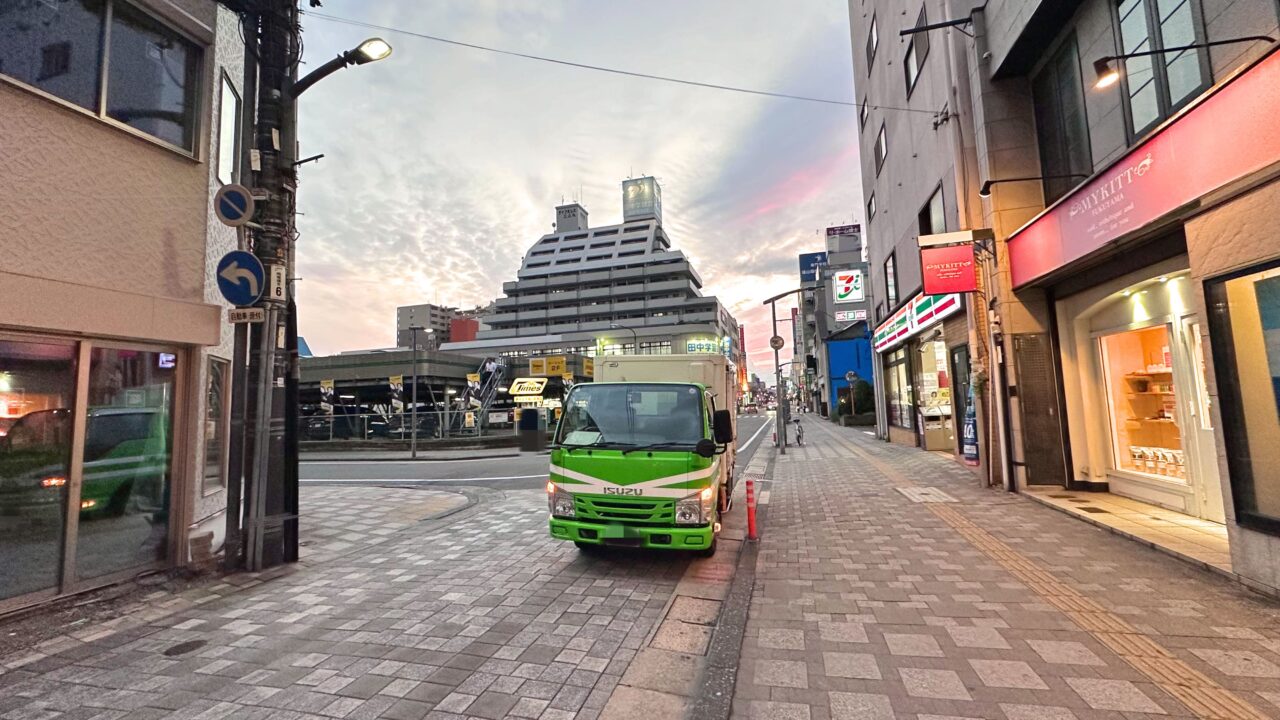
[105,2,201,150]
[1206,261,1280,535]
[203,357,230,495]
[540,237,559,244]
[639,341,672,355]
[589,241,615,249]
[593,229,618,237]
[531,249,555,257]
[858,99,869,130]
[866,13,879,68]
[216,73,240,185]
[565,233,588,240]
[885,252,899,308]
[903,6,929,95]
[618,250,644,257]
[1032,36,1092,204]
[561,246,584,253]
[556,258,581,265]
[1114,0,1210,138]
[587,254,611,261]
[874,123,887,175]
[917,185,945,237]
[0,0,201,151]
[528,261,550,268]
[867,192,877,221]
[621,238,647,245]
[885,348,913,429]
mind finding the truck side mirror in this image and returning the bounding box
[694,438,717,458]
[712,409,734,445]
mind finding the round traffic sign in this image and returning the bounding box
[216,251,266,307]
[214,184,256,228]
[769,335,785,350]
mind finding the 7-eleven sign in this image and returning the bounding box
[832,270,865,303]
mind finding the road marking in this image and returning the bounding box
[300,474,547,484]
[737,419,771,453]
[301,456,522,465]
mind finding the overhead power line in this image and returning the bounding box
[303,11,939,115]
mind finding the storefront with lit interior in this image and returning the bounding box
[1005,47,1280,594]
[873,293,964,453]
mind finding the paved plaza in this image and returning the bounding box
[3,420,1280,719]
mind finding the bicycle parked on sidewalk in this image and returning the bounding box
[793,417,804,446]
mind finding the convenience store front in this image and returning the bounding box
[873,293,963,451]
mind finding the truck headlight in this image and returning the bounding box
[547,481,576,518]
[675,487,715,526]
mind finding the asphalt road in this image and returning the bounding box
[299,414,773,490]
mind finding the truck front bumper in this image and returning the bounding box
[549,518,713,550]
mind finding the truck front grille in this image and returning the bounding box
[575,495,675,526]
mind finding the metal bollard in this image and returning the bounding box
[746,477,758,541]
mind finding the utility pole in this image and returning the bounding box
[240,0,299,571]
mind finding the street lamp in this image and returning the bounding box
[1092,35,1274,90]
[289,37,394,98]
[609,323,639,354]
[408,325,433,459]
[979,175,1089,198]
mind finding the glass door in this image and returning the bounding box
[1099,324,1187,481]
[1179,318,1225,523]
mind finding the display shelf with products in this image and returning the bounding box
[1102,325,1186,480]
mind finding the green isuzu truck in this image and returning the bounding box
[547,354,737,556]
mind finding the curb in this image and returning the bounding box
[686,449,772,720]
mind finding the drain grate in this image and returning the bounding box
[163,640,207,657]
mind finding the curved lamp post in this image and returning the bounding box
[289,37,393,99]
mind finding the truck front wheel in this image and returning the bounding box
[694,536,717,558]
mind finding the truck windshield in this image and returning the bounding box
[556,384,704,448]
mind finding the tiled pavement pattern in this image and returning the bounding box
[298,486,471,563]
[0,487,690,719]
[734,420,1280,720]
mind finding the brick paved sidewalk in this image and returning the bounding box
[733,420,1280,720]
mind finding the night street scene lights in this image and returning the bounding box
[289,37,394,98]
[1091,35,1274,90]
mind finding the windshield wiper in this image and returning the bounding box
[560,439,636,454]
[621,441,694,455]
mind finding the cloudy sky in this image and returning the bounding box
[295,0,863,377]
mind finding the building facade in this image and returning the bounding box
[851,0,1280,596]
[441,178,745,369]
[0,0,243,611]
[396,303,464,350]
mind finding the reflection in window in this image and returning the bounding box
[76,347,176,580]
[204,357,229,494]
[1115,0,1209,137]
[1207,265,1280,529]
[0,340,77,601]
[216,74,240,185]
[885,348,913,430]
[0,0,105,110]
[105,1,199,150]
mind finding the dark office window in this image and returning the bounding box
[1033,36,1092,204]
[874,123,887,175]
[0,0,105,110]
[859,99,868,130]
[866,13,878,68]
[917,185,945,237]
[105,1,201,150]
[1114,0,1210,137]
[867,192,877,221]
[885,252,899,308]
[903,6,930,95]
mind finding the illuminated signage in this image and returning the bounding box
[826,224,861,237]
[584,357,594,377]
[508,378,548,395]
[686,338,719,354]
[529,358,547,375]
[546,356,567,375]
[834,309,867,322]
[921,243,978,295]
[799,252,828,283]
[873,293,963,352]
[832,270,865,303]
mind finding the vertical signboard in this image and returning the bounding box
[832,270,865,303]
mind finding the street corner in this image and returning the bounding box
[299,485,474,563]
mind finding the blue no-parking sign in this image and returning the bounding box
[214,184,256,227]
[216,251,265,307]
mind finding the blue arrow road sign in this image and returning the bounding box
[216,251,265,307]
[214,184,256,227]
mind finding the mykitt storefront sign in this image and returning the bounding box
[1008,47,1280,287]
[873,293,963,352]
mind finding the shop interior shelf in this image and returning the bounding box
[1125,370,1173,377]
[1125,417,1177,424]
[1127,391,1176,396]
